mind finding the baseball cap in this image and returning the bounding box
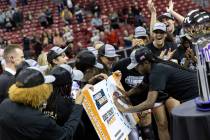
[153,22,167,32]
[24,59,48,71]
[158,12,174,21]
[87,47,98,57]
[59,64,83,81]
[134,26,147,38]
[127,47,152,70]
[16,67,55,88]
[98,44,120,58]
[76,50,104,69]
[47,46,67,63]
[50,64,84,86]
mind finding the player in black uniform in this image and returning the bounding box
[114,47,198,113]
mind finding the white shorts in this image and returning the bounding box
[153,102,163,108]
[136,102,163,114]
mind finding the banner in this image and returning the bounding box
[200,43,210,62]
[82,74,136,140]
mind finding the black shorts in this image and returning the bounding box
[129,90,169,106]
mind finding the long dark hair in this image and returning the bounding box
[74,60,93,74]
[46,84,73,113]
[45,66,74,117]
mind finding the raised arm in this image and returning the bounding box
[147,0,157,36]
[166,0,185,24]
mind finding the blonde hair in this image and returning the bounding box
[37,52,48,66]
[94,41,104,50]
[9,84,53,108]
[37,52,51,74]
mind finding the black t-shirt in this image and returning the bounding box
[146,41,177,58]
[112,58,147,105]
[112,58,144,91]
[144,63,198,102]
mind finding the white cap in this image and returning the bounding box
[127,50,138,70]
[50,46,67,55]
[153,22,167,32]
[87,47,98,57]
[99,44,120,58]
[134,26,147,38]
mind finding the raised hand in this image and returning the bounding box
[166,48,176,60]
[75,84,93,104]
[185,51,190,59]
[132,38,145,47]
[75,90,84,105]
[147,0,156,13]
[166,0,174,13]
[159,49,167,59]
[188,48,197,63]
[159,48,176,60]
[113,70,122,79]
[96,73,109,80]
[188,48,194,57]
[88,73,108,84]
[147,0,152,9]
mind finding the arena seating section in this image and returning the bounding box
[0,0,204,47]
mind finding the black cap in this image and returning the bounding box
[127,47,153,70]
[76,50,103,69]
[158,12,174,21]
[50,64,84,86]
[50,66,72,86]
[16,67,55,88]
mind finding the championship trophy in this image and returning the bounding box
[183,9,210,111]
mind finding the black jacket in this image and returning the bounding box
[0,99,83,140]
[0,71,15,103]
[44,93,86,140]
